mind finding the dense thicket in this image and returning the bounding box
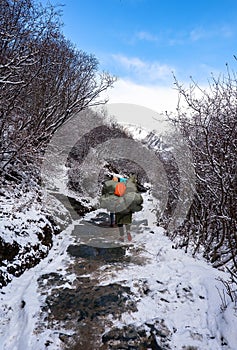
[170,70,237,278]
[0,0,114,179]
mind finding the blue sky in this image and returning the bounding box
[45,0,237,112]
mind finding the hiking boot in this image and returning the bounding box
[127,232,132,241]
[119,236,124,242]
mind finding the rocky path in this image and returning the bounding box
[0,205,162,350]
[0,203,235,350]
[37,212,164,350]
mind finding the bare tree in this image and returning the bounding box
[0,0,115,178]
[170,68,237,273]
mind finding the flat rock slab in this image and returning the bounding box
[67,243,126,262]
[71,220,126,248]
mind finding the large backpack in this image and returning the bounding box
[102,179,117,195]
[124,192,143,212]
[100,177,143,213]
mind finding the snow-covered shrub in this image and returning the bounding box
[169,69,237,275]
[0,180,59,287]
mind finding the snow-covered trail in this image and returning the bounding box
[0,201,236,350]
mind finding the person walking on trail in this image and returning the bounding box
[101,175,119,227]
[100,174,143,242]
[115,175,140,242]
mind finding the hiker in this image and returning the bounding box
[115,175,141,242]
[100,174,143,242]
[101,175,119,227]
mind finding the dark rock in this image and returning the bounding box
[0,238,20,262]
[68,196,93,217]
[37,272,68,289]
[0,270,11,288]
[102,323,171,350]
[44,283,135,322]
[52,193,93,220]
[67,244,126,262]
[0,212,57,288]
[45,340,52,347]
[59,333,73,343]
[149,332,164,350]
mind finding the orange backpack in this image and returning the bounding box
[114,182,126,197]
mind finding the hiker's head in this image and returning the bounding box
[112,176,119,182]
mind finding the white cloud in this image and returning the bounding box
[102,78,178,115]
[220,25,234,38]
[135,30,158,42]
[111,54,175,84]
[112,55,145,70]
[190,25,234,42]
[190,27,206,41]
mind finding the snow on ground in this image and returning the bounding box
[98,224,237,349]
[0,222,77,350]
[0,188,236,349]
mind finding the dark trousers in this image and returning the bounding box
[110,212,115,225]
